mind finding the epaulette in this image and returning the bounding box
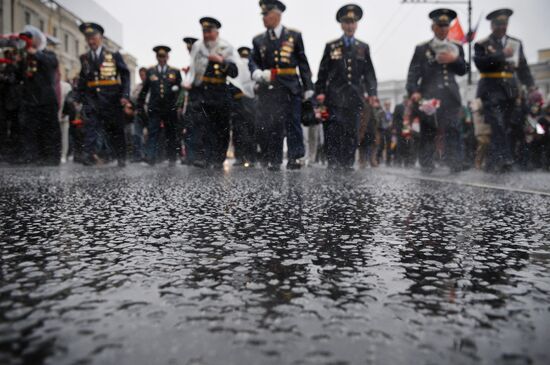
[417,40,431,47]
[285,27,301,34]
[356,39,369,47]
[476,36,490,44]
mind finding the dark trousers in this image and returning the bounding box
[286,93,305,160]
[0,107,19,161]
[419,105,462,169]
[232,97,256,163]
[377,128,392,165]
[195,101,231,165]
[20,104,60,165]
[182,108,197,164]
[182,89,200,164]
[132,113,147,161]
[257,87,302,165]
[396,134,418,167]
[508,123,525,166]
[419,116,437,169]
[324,106,362,167]
[543,134,550,170]
[69,123,85,163]
[146,110,179,163]
[83,104,126,161]
[482,96,514,171]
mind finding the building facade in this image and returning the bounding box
[0,0,137,87]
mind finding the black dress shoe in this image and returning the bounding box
[193,160,208,169]
[421,165,434,174]
[287,159,302,170]
[81,156,95,166]
[267,163,280,171]
[501,161,513,173]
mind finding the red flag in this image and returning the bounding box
[448,18,466,44]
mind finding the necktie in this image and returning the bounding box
[269,29,276,40]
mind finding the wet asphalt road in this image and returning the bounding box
[1,163,549,365]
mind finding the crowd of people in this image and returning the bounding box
[0,0,548,173]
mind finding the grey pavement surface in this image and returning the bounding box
[1,163,549,365]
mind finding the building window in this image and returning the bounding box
[24,11,31,25]
[39,19,44,31]
[53,27,58,38]
[75,40,79,56]
[64,34,69,53]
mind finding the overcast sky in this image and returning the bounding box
[93,0,549,82]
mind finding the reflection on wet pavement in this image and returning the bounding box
[1,165,549,365]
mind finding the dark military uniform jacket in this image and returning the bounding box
[406,38,467,108]
[249,26,314,96]
[76,47,130,108]
[19,50,59,107]
[138,65,182,113]
[474,34,534,100]
[315,36,377,108]
[195,58,238,104]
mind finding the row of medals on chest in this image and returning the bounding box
[274,42,294,64]
[97,53,117,80]
[262,38,294,64]
[27,57,38,76]
[330,42,356,81]
[329,40,361,61]
[150,70,177,96]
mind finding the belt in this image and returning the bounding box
[480,72,514,79]
[201,76,227,84]
[87,79,120,87]
[271,67,297,76]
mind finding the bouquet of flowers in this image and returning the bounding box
[418,98,441,116]
[314,104,330,123]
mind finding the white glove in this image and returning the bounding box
[304,90,315,100]
[252,69,264,82]
[262,70,272,83]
